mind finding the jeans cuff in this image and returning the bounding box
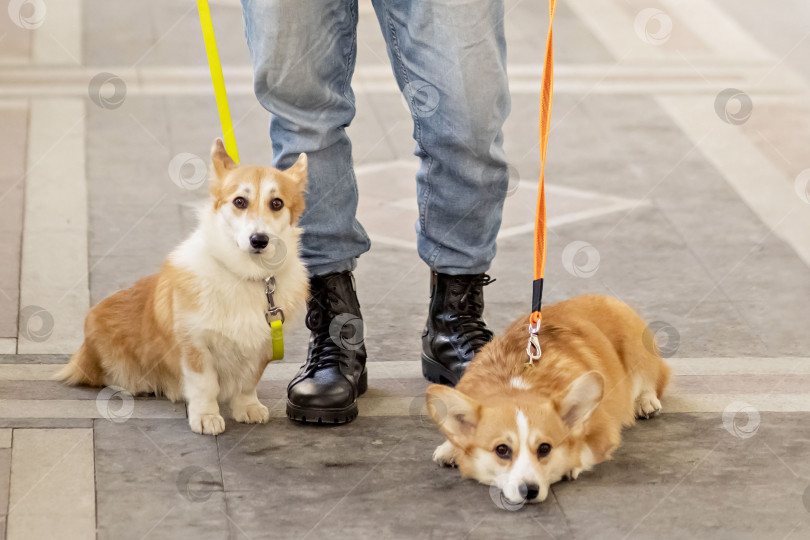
[305,257,357,277]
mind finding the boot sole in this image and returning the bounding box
[286,369,368,425]
[421,354,460,387]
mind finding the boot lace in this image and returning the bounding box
[451,274,495,353]
[304,286,353,371]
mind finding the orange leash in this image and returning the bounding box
[526,0,557,365]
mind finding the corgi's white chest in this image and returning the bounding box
[196,278,273,354]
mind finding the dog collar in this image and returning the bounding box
[264,276,284,360]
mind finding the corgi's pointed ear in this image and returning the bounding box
[284,153,308,185]
[426,385,481,446]
[557,371,604,428]
[210,138,237,179]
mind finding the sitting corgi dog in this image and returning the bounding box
[57,139,309,435]
[426,295,670,505]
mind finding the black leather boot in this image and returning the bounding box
[287,271,368,424]
[421,271,495,386]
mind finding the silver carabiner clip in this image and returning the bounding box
[264,276,276,304]
[264,276,284,324]
[265,307,285,324]
[525,320,542,365]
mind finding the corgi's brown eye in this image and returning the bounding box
[537,443,552,458]
[270,197,284,211]
[233,197,248,209]
[494,444,512,460]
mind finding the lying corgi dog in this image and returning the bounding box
[426,295,670,505]
[57,139,309,435]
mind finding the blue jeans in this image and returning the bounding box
[241,0,510,276]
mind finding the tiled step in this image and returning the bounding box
[0,358,807,419]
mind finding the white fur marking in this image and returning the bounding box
[261,179,279,200]
[503,409,534,503]
[579,444,595,471]
[510,376,532,390]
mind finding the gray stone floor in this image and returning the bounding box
[2,0,810,538]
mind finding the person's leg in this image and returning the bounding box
[241,0,370,275]
[371,0,510,385]
[370,0,511,274]
[241,0,368,422]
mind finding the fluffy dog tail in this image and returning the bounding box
[55,343,105,386]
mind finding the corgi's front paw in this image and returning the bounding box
[634,392,662,419]
[564,468,582,481]
[233,402,270,424]
[189,413,226,435]
[432,440,458,468]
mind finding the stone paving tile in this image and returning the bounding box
[675,374,810,395]
[740,98,810,182]
[0,105,27,341]
[0,5,30,62]
[17,99,89,355]
[560,413,810,487]
[6,429,95,540]
[83,0,238,68]
[0,398,184,421]
[519,0,614,65]
[0,354,69,365]
[95,419,235,539]
[94,419,220,492]
[0,447,10,518]
[219,417,572,539]
[554,482,809,540]
[550,413,810,538]
[0,381,123,401]
[0,419,93,429]
[716,0,810,84]
[96,490,229,540]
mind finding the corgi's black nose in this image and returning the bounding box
[524,483,540,500]
[250,233,269,250]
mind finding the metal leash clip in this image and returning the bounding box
[525,319,542,366]
[264,276,285,324]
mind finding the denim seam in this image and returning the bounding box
[342,0,358,105]
[383,6,440,267]
[344,1,368,260]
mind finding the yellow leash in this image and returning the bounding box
[198,0,285,360]
[197,0,240,164]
